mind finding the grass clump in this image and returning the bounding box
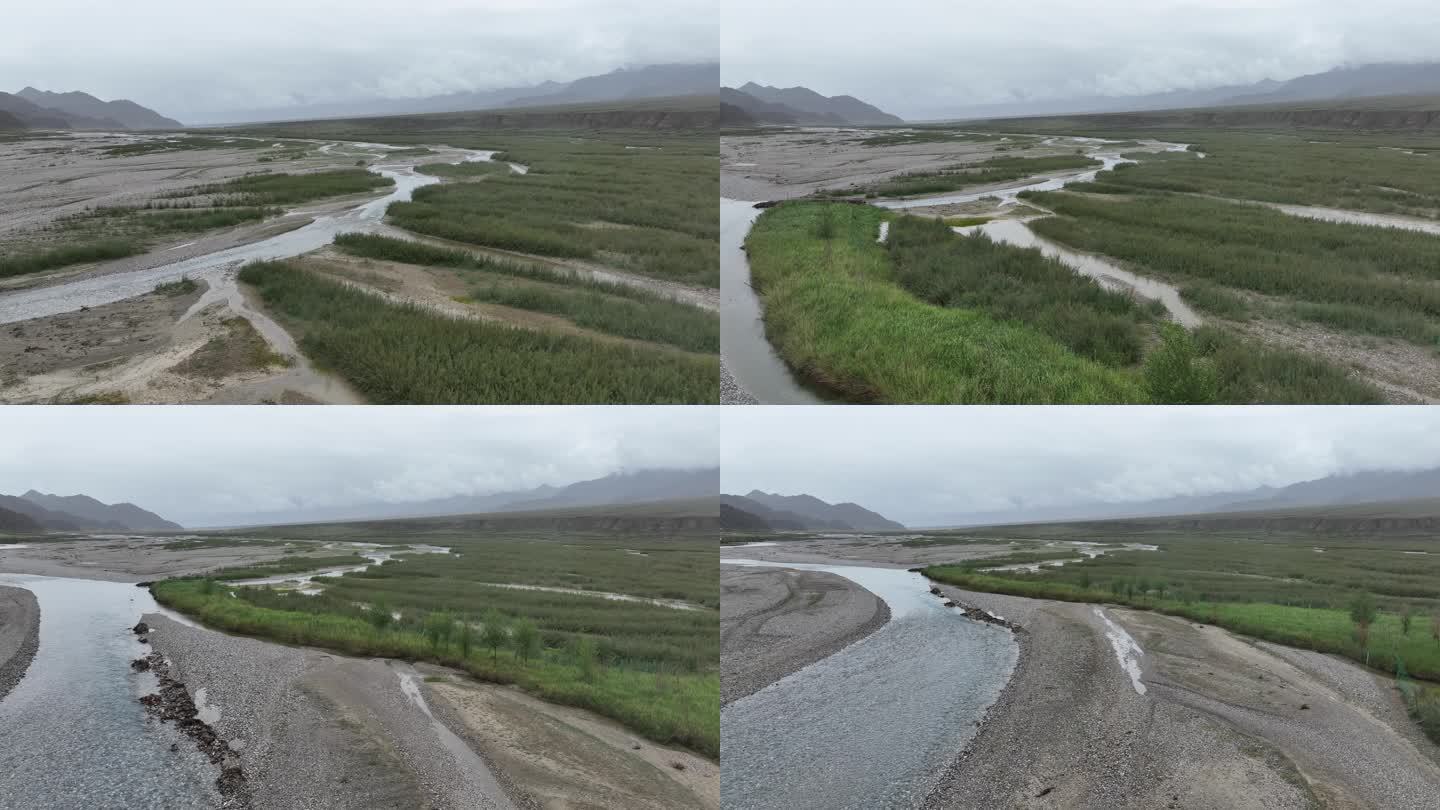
[886,215,1154,367]
[172,169,393,206]
[0,240,140,278]
[468,282,717,354]
[154,277,199,296]
[417,161,509,178]
[1180,282,1250,320]
[237,260,715,403]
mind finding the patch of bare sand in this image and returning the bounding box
[425,674,717,810]
[0,288,353,404]
[0,536,344,583]
[721,128,1075,201]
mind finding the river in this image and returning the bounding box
[0,574,221,808]
[720,560,1016,809]
[720,197,823,404]
[0,141,515,326]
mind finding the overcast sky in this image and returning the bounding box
[722,0,1440,120]
[722,407,1440,527]
[1,0,715,124]
[0,407,716,528]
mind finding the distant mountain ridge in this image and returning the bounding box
[721,491,904,531]
[197,467,719,528]
[722,83,902,125]
[0,491,181,532]
[200,63,718,125]
[17,87,181,129]
[1,88,179,130]
[932,465,1440,528]
[942,61,1440,122]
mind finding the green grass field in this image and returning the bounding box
[745,201,1382,404]
[238,260,716,403]
[152,528,719,757]
[331,233,719,354]
[744,202,1145,403]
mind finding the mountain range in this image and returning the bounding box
[929,465,1440,528]
[197,63,718,125]
[721,83,902,126]
[721,491,904,531]
[0,490,182,532]
[196,467,719,528]
[940,61,1440,122]
[0,88,181,130]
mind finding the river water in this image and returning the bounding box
[720,560,1016,809]
[0,574,220,808]
[720,197,823,404]
[0,142,509,326]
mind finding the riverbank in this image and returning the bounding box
[0,584,39,700]
[927,583,1440,808]
[719,566,889,705]
[143,613,522,809]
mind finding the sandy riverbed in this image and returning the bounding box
[0,584,39,701]
[720,566,888,705]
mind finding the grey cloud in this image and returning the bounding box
[721,407,1440,526]
[721,0,1440,119]
[0,406,717,527]
[1,0,717,123]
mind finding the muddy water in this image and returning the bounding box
[1264,202,1440,236]
[394,662,516,810]
[0,574,221,808]
[0,143,510,327]
[720,198,822,404]
[953,219,1201,327]
[720,560,1016,809]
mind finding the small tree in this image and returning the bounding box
[369,599,393,630]
[512,619,540,665]
[423,611,452,651]
[1402,606,1415,636]
[1144,324,1218,405]
[575,637,601,682]
[1431,611,1440,645]
[481,611,509,663]
[457,622,474,658]
[1349,592,1378,664]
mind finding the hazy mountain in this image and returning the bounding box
[944,61,1440,122]
[720,87,811,124]
[721,492,905,531]
[200,62,717,126]
[506,63,717,107]
[197,467,719,528]
[719,495,817,530]
[16,87,182,129]
[933,465,1440,528]
[0,110,24,130]
[20,490,182,531]
[1221,63,1440,107]
[0,506,42,533]
[0,91,120,129]
[736,82,903,125]
[719,502,771,531]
